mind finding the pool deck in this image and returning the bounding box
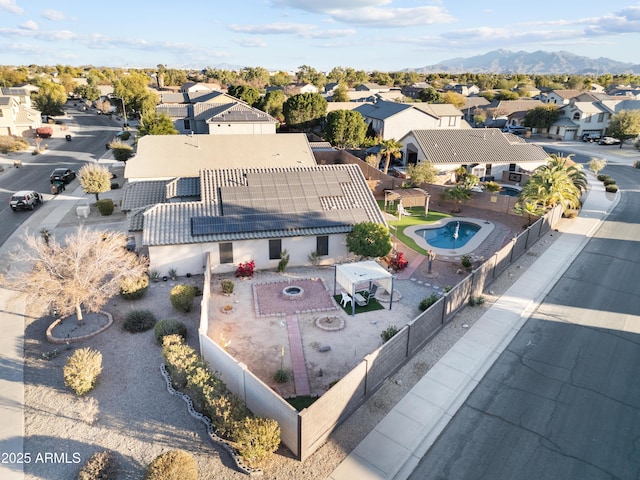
[404,217,495,257]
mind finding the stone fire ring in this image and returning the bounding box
[282,285,304,300]
[315,316,345,331]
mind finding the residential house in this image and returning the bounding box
[400,82,431,99]
[156,92,277,134]
[285,83,319,95]
[550,101,611,140]
[180,82,216,93]
[478,99,546,128]
[606,85,640,98]
[0,90,41,136]
[443,83,480,97]
[540,89,583,105]
[354,100,465,141]
[122,158,384,274]
[355,83,389,94]
[399,128,549,183]
[324,82,340,95]
[462,96,490,124]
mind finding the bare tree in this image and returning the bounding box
[1,227,148,323]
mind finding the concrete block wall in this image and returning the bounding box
[407,300,446,355]
[364,327,411,393]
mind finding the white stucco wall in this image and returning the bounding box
[382,109,438,140]
[206,123,276,135]
[149,233,351,277]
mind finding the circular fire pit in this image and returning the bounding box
[282,285,304,300]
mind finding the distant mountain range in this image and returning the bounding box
[410,49,640,75]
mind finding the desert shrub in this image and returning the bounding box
[123,309,156,333]
[170,284,199,312]
[145,450,197,480]
[469,295,486,306]
[77,450,118,480]
[119,275,149,300]
[419,293,440,311]
[597,174,610,182]
[0,135,29,153]
[277,250,289,272]
[233,417,281,468]
[120,131,131,141]
[381,325,399,342]
[64,348,103,396]
[460,255,473,270]
[162,335,200,388]
[633,160,640,169]
[96,198,114,216]
[221,279,234,294]
[155,319,187,345]
[603,178,616,186]
[483,181,502,192]
[273,368,289,383]
[605,184,619,193]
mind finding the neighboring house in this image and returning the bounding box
[479,99,546,128]
[1,87,34,108]
[399,128,549,182]
[540,89,583,105]
[355,83,389,93]
[462,96,490,124]
[551,101,611,140]
[606,85,640,98]
[444,83,480,97]
[123,163,385,275]
[180,82,215,93]
[156,92,277,134]
[354,100,465,140]
[324,82,339,94]
[0,93,41,136]
[400,82,431,99]
[285,83,319,95]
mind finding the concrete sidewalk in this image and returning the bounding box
[328,177,619,480]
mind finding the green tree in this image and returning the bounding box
[283,93,327,129]
[588,157,607,176]
[32,81,67,116]
[380,138,403,175]
[406,161,438,185]
[370,71,394,86]
[323,110,367,148]
[331,83,349,102]
[257,90,285,122]
[417,87,442,103]
[112,71,159,118]
[296,65,326,90]
[138,112,179,137]
[109,139,134,163]
[495,89,519,101]
[240,67,270,87]
[547,154,587,193]
[519,155,584,214]
[606,110,640,148]
[441,185,473,213]
[78,163,112,201]
[73,84,100,101]
[442,91,466,108]
[514,200,546,227]
[346,222,392,259]
[227,84,260,106]
[269,71,291,87]
[523,105,560,132]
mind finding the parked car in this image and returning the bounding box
[598,137,621,145]
[505,125,528,135]
[581,132,602,142]
[49,168,76,184]
[10,190,42,211]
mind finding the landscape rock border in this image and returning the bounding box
[46,310,113,344]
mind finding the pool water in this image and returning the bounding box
[498,187,521,197]
[416,221,480,249]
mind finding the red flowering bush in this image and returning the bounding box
[235,260,255,278]
[389,252,408,271]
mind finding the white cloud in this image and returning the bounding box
[272,0,391,12]
[19,20,38,31]
[0,0,23,14]
[42,9,66,21]
[229,22,356,39]
[235,37,268,48]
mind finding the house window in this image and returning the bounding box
[316,236,329,256]
[598,113,604,122]
[184,119,191,130]
[448,116,456,126]
[219,243,233,264]
[585,115,591,123]
[573,113,581,120]
[269,239,281,260]
[508,164,517,172]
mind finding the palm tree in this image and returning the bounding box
[514,200,546,227]
[519,160,583,214]
[441,185,472,213]
[380,138,403,175]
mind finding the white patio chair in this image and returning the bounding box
[340,291,352,308]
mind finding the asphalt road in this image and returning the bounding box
[408,163,640,479]
[0,105,122,246]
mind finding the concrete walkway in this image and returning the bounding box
[285,315,311,396]
[328,176,620,480]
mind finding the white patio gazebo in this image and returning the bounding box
[333,260,395,316]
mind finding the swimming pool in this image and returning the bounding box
[415,221,480,249]
[404,218,495,256]
[498,186,521,197]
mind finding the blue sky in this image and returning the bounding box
[0,0,638,72]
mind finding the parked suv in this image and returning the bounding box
[50,168,76,184]
[10,190,42,211]
[581,132,602,142]
[505,125,528,135]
